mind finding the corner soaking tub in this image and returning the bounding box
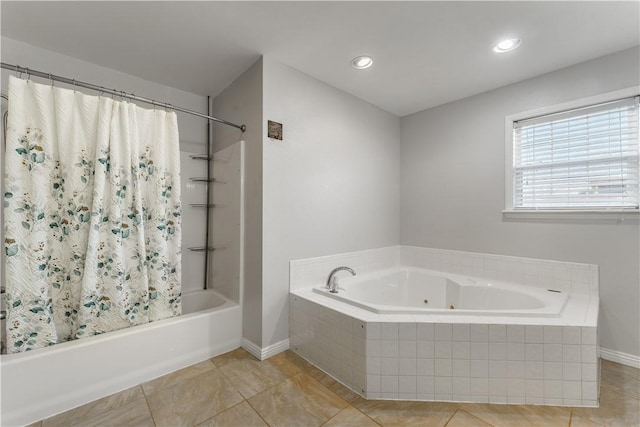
[1,289,241,426]
[291,259,599,407]
[313,267,568,317]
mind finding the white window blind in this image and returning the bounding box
[512,96,639,210]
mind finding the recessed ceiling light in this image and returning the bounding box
[492,38,521,53]
[351,55,373,69]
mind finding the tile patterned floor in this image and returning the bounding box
[33,350,639,427]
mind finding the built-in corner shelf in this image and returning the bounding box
[189,154,229,163]
[190,177,227,184]
[187,247,215,252]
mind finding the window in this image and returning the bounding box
[505,90,639,214]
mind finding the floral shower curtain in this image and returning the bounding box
[4,76,182,353]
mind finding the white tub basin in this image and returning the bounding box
[313,266,568,317]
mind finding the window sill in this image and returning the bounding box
[502,209,639,221]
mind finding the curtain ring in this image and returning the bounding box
[152,100,156,111]
[26,68,31,81]
[49,73,54,87]
[72,79,76,93]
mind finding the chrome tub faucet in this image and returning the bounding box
[326,266,356,293]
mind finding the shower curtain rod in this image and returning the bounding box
[1,62,246,132]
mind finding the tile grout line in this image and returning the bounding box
[194,353,273,426]
[441,403,462,427]
[448,407,496,427]
[318,405,378,427]
[209,357,277,424]
[239,363,307,427]
[568,411,605,427]
[140,380,159,427]
[197,399,253,426]
[353,406,384,427]
[215,357,286,400]
[244,393,275,427]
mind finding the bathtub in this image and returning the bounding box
[290,247,600,407]
[1,289,242,426]
[314,267,569,317]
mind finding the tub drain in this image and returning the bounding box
[449,304,455,309]
[423,299,429,304]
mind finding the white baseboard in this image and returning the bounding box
[240,338,263,359]
[241,337,290,361]
[600,347,640,369]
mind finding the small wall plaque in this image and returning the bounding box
[268,120,283,140]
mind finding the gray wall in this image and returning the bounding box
[261,57,401,348]
[211,59,263,346]
[400,47,640,358]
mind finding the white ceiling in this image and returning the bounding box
[2,1,638,116]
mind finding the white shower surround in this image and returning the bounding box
[289,246,599,407]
